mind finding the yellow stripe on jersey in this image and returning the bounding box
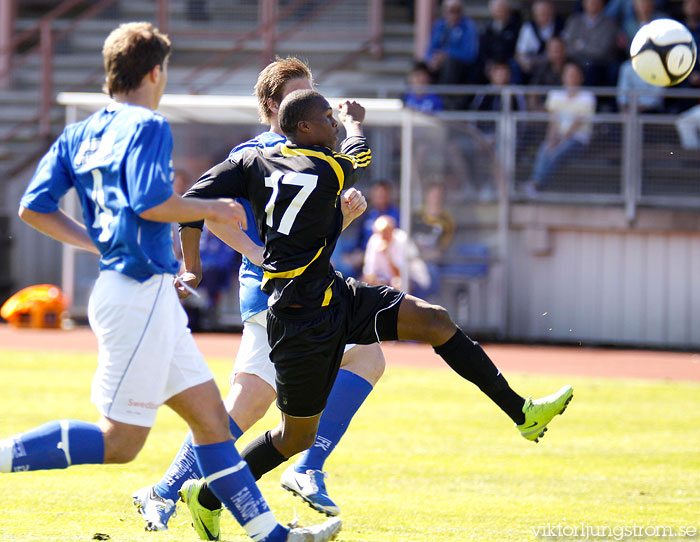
[261,242,326,285]
[282,145,345,193]
[335,149,372,168]
[321,279,335,306]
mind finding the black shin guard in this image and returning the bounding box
[434,330,526,424]
[240,430,287,481]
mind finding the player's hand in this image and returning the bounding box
[338,100,365,125]
[174,271,201,299]
[206,199,247,231]
[341,188,367,222]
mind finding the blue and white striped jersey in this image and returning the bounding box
[21,102,178,281]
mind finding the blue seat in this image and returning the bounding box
[439,242,489,279]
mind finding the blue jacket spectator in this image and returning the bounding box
[403,61,444,113]
[425,0,480,86]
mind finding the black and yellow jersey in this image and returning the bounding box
[184,135,371,309]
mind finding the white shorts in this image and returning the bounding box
[88,271,213,427]
[231,310,356,391]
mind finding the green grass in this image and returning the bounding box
[1,348,699,541]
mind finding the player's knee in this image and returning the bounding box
[424,303,456,342]
[361,350,386,385]
[274,429,317,457]
[103,441,141,464]
[189,404,233,443]
[229,402,266,434]
[428,305,455,333]
[343,345,386,386]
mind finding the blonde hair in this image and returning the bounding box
[102,22,171,97]
[254,56,313,124]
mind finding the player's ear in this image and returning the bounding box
[297,120,310,134]
[147,64,162,84]
[267,98,280,116]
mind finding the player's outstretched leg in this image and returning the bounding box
[0,420,105,473]
[395,294,574,442]
[282,344,383,516]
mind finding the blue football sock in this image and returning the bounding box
[194,440,288,542]
[1,420,104,472]
[154,415,243,502]
[295,369,372,473]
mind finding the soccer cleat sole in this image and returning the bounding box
[281,483,337,517]
[531,393,574,443]
[132,496,165,532]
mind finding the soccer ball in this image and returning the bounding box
[630,18,697,86]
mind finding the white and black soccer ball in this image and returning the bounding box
[630,18,697,86]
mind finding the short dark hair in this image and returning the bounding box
[563,58,583,73]
[278,89,328,136]
[102,22,171,97]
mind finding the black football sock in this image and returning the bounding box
[240,430,288,481]
[434,329,526,424]
[197,482,222,511]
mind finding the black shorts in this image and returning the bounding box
[267,274,404,417]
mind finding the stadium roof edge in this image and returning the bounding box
[56,92,405,126]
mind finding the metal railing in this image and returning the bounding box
[0,0,385,140]
[334,84,700,219]
[0,0,123,137]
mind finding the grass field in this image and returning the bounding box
[1,348,699,542]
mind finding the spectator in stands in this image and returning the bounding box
[675,106,700,148]
[403,60,444,113]
[187,0,210,21]
[604,0,667,32]
[616,59,665,113]
[412,182,456,296]
[425,0,480,90]
[362,215,431,295]
[470,59,527,112]
[339,180,402,277]
[356,180,401,252]
[479,0,522,82]
[665,0,700,114]
[524,60,597,194]
[197,226,240,329]
[412,182,456,262]
[619,0,667,45]
[682,0,700,46]
[562,0,619,86]
[528,36,568,110]
[515,0,565,83]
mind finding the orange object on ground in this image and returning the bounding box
[0,284,66,329]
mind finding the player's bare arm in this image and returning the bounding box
[139,193,247,230]
[341,188,367,231]
[19,207,99,254]
[176,226,207,299]
[205,219,264,266]
[338,100,365,137]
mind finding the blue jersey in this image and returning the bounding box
[21,102,178,282]
[228,131,286,321]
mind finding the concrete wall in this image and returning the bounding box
[507,204,700,348]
